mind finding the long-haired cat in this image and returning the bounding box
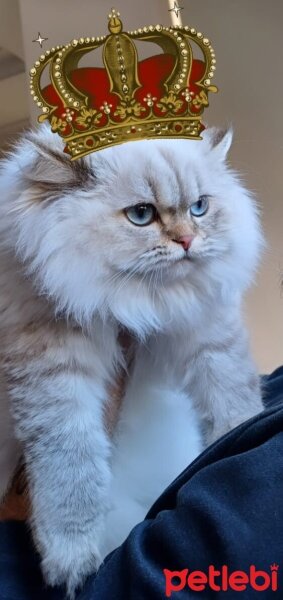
[0,125,263,595]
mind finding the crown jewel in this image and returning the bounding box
[30,8,218,160]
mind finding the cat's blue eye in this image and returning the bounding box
[190,196,210,217]
[125,203,157,226]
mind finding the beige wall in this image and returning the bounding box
[1,0,283,371]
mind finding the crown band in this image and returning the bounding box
[66,116,202,159]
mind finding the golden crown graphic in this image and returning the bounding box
[30,8,218,160]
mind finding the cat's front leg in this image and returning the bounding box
[3,322,117,597]
[187,327,263,446]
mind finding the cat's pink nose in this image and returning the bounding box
[174,235,194,251]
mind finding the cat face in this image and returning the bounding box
[0,125,263,332]
[93,135,232,284]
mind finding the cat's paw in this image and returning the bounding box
[40,534,102,598]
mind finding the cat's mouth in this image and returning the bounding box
[144,253,195,277]
[158,251,195,268]
[177,252,193,261]
[117,251,196,283]
[157,251,195,266]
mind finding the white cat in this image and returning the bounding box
[0,125,263,595]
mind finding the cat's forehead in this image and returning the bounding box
[93,139,206,208]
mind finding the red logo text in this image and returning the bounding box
[164,564,279,596]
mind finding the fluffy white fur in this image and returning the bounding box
[101,367,202,558]
[0,125,264,594]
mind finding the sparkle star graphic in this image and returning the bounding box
[168,1,184,19]
[32,32,48,48]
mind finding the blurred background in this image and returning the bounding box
[0,0,282,372]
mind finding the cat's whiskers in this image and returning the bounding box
[159,263,165,298]
[147,269,155,303]
[135,266,151,300]
[104,267,130,288]
[147,266,161,310]
[153,264,164,305]
[111,262,146,300]
[152,267,161,307]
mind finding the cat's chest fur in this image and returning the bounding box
[99,332,202,558]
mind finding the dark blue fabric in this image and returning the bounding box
[0,366,283,599]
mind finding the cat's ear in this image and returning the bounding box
[19,124,94,194]
[202,127,233,162]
